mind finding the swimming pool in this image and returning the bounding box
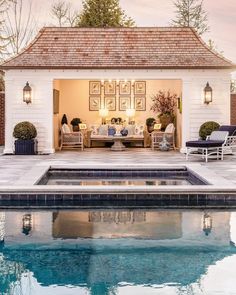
[1,209,236,295]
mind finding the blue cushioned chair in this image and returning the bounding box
[186,131,229,162]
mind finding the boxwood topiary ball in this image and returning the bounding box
[199,121,220,140]
[13,121,37,140]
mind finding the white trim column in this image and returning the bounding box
[4,77,14,154]
[43,79,55,154]
[180,78,193,153]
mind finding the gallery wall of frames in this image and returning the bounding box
[89,80,146,112]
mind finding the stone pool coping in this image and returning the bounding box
[0,163,235,195]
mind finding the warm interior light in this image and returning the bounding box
[99,108,109,118]
[126,108,135,118]
[99,108,109,124]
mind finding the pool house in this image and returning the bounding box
[1,27,235,154]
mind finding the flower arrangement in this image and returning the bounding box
[150,90,178,115]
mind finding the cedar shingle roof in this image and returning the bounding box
[1,27,235,69]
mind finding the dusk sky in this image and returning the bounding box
[32,0,236,64]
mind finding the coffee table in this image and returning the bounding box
[111,136,129,151]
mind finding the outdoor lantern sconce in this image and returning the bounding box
[22,214,32,236]
[202,213,212,236]
[204,82,213,104]
[23,82,32,104]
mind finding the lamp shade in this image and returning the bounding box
[204,82,212,104]
[99,108,109,118]
[23,82,32,104]
[126,108,135,118]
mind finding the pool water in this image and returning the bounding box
[45,178,191,186]
[37,168,207,186]
[1,209,236,295]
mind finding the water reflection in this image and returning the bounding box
[49,179,190,186]
[0,210,236,295]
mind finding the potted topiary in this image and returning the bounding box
[13,121,37,155]
[146,117,156,133]
[70,118,82,131]
[150,90,178,130]
[199,121,220,140]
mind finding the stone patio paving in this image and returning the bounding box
[0,147,235,186]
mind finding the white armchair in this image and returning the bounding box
[60,124,84,150]
[151,123,175,150]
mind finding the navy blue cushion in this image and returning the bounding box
[219,125,236,136]
[108,127,116,136]
[186,140,224,148]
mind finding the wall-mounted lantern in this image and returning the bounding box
[22,214,32,235]
[204,82,212,104]
[23,82,32,104]
[203,212,212,236]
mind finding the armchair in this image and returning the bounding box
[60,124,84,150]
[151,123,175,150]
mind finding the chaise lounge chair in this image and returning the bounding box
[218,125,236,154]
[186,131,229,162]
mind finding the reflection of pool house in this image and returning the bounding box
[2,210,232,244]
[1,27,235,153]
[0,210,235,293]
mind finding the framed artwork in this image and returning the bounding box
[89,96,100,111]
[79,123,87,130]
[104,81,116,95]
[119,81,131,95]
[119,97,130,111]
[154,123,162,130]
[135,96,146,111]
[177,95,182,114]
[89,81,101,95]
[105,97,116,111]
[53,89,59,114]
[134,81,146,95]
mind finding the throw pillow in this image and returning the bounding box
[126,125,135,135]
[90,125,99,135]
[98,125,108,136]
[135,125,144,136]
[108,126,116,136]
[165,123,175,134]
[62,124,71,134]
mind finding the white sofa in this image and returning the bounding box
[86,124,149,148]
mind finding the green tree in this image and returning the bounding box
[77,0,135,27]
[171,0,209,36]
